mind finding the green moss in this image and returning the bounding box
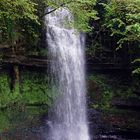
[88,73,139,111]
[88,74,113,110]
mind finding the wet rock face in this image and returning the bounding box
[88,108,112,139]
[111,98,140,110]
[88,108,140,140]
[87,74,140,140]
[87,79,102,105]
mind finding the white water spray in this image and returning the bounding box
[45,7,90,140]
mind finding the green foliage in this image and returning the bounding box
[0,0,38,44]
[0,0,98,48]
[88,74,138,110]
[132,59,140,74]
[95,0,140,73]
[0,74,21,108]
[0,73,52,109]
[0,106,48,132]
[86,42,101,57]
[102,0,140,43]
[132,68,140,74]
[45,0,98,32]
[68,0,98,31]
[21,72,52,106]
[88,74,113,110]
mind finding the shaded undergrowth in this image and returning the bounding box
[0,72,52,109]
[87,73,139,110]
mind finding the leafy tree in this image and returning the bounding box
[102,0,140,44]
[0,0,97,48]
[0,0,38,45]
[101,0,140,73]
[44,0,98,31]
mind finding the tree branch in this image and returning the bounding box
[42,1,75,17]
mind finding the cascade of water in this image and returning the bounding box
[45,7,90,140]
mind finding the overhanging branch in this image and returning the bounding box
[42,1,76,17]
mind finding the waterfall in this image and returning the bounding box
[45,7,90,140]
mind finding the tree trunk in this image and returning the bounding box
[8,64,20,91]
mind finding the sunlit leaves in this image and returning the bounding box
[0,0,38,21]
[102,0,140,43]
[1,0,97,44]
[100,0,140,73]
[0,0,39,44]
[45,0,98,32]
[132,68,140,74]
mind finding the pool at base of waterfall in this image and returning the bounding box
[0,107,140,140]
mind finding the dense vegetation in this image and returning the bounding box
[1,0,139,71]
[87,0,140,74]
[0,0,97,50]
[0,72,51,109]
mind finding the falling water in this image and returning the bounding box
[45,7,90,140]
